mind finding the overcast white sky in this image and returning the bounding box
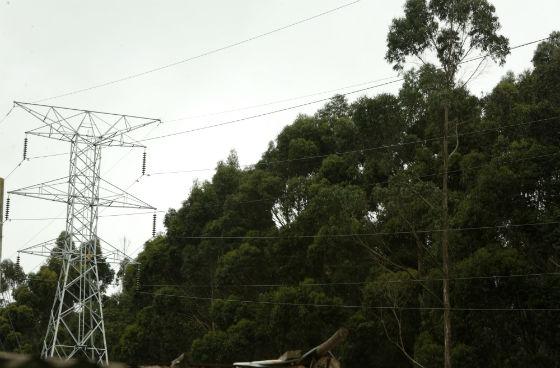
[0,0,559,277]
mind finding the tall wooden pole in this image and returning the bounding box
[442,106,452,368]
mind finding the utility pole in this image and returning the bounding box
[8,102,158,364]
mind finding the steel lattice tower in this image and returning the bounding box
[8,101,159,364]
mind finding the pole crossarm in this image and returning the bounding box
[10,102,158,364]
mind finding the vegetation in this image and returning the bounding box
[1,4,559,367]
[386,1,510,366]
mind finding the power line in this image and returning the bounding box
[140,37,551,142]
[142,79,404,142]
[138,117,560,217]
[137,67,520,142]
[3,151,71,179]
[166,76,402,123]
[5,118,558,226]
[64,36,549,185]
[142,150,560,214]
[144,116,559,176]
[103,125,560,222]
[6,210,166,222]
[67,35,551,205]
[0,105,14,127]
[6,148,558,224]
[13,274,560,312]
[25,152,68,160]
[4,36,553,275]
[19,272,560,289]
[34,0,362,103]
[22,275,123,288]
[171,221,560,240]
[137,290,560,312]
[138,154,558,259]
[4,160,23,180]
[101,122,163,177]
[460,37,551,65]
[163,37,552,125]
[3,35,549,180]
[141,272,560,289]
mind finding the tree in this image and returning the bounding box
[0,260,25,298]
[5,35,558,367]
[386,2,509,367]
[373,172,442,275]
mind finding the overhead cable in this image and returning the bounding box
[7,150,558,224]
[166,76,401,123]
[140,37,552,142]
[171,221,560,240]
[165,37,551,124]
[144,116,559,175]
[141,79,404,142]
[6,117,558,223]
[141,272,560,289]
[137,290,560,312]
[34,0,362,103]
[0,105,14,127]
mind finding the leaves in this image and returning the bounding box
[2,32,560,368]
[386,0,509,85]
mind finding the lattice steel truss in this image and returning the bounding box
[8,102,159,364]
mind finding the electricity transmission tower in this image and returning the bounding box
[8,101,159,364]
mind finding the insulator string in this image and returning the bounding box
[23,136,28,160]
[152,213,156,237]
[5,197,10,221]
[141,151,147,176]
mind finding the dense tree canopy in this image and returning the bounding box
[1,31,559,368]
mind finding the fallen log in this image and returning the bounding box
[233,328,348,368]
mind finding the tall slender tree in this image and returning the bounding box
[385,1,509,367]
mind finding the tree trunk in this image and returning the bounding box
[412,231,423,276]
[442,105,452,368]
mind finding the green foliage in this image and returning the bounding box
[0,260,25,295]
[386,0,510,83]
[2,29,560,368]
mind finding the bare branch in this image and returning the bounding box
[380,308,427,368]
[449,120,460,158]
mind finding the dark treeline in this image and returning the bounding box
[2,7,560,368]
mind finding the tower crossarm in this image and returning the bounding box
[8,176,155,210]
[15,101,160,147]
[19,237,138,265]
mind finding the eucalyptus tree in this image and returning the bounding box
[385,1,509,367]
